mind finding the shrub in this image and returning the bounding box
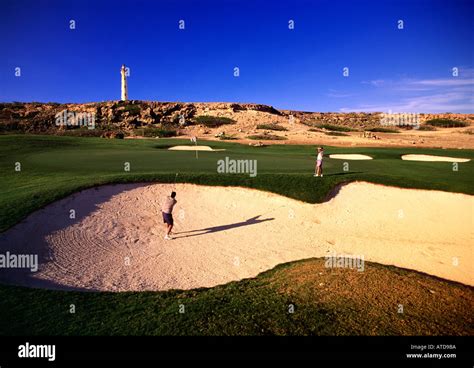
[316,124,357,132]
[247,134,287,140]
[218,133,237,140]
[194,115,236,128]
[325,131,349,136]
[417,125,437,131]
[101,131,125,139]
[134,128,177,137]
[425,119,468,128]
[122,105,141,116]
[366,127,400,133]
[0,121,20,132]
[58,128,104,137]
[256,124,288,131]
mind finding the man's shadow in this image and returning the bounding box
[173,215,274,239]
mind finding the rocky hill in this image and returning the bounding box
[0,101,472,138]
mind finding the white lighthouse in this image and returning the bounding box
[120,64,128,101]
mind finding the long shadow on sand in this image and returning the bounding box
[173,215,274,239]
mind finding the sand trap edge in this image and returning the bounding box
[401,154,471,163]
[329,154,373,160]
[168,146,226,151]
[1,181,472,291]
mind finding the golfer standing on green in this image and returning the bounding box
[162,191,177,240]
[314,146,324,177]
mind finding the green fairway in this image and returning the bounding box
[1,135,473,233]
[0,134,473,336]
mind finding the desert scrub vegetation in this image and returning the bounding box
[325,131,349,136]
[366,127,400,133]
[58,126,127,138]
[133,127,177,137]
[417,125,437,131]
[122,104,141,116]
[256,124,288,131]
[215,132,238,140]
[194,115,236,128]
[425,119,468,128]
[247,133,287,140]
[316,123,358,132]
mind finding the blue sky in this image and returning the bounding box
[1,0,473,112]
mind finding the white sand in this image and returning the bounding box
[401,154,470,163]
[329,154,373,160]
[168,145,226,151]
[0,182,472,291]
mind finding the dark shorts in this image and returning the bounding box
[162,212,173,225]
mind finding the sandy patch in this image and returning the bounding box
[168,145,225,151]
[329,154,373,160]
[0,182,472,291]
[401,154,471,163]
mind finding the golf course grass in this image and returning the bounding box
[0,134,473,335]
[1,259,473,336]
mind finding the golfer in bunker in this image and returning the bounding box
[161,191,177,240]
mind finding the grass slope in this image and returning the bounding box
[0,259,472,336]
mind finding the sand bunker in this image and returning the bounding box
[401,154,470,163]
[168,145,225,151]
[329,154,373,160]
[0,182,472,291]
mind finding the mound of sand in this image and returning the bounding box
[329,154,373,160]
[168,146,225,151]
[401,154,470,163]
[0,182,472,291]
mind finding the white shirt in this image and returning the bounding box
[161,196,177,214]
[317,152,324,161]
